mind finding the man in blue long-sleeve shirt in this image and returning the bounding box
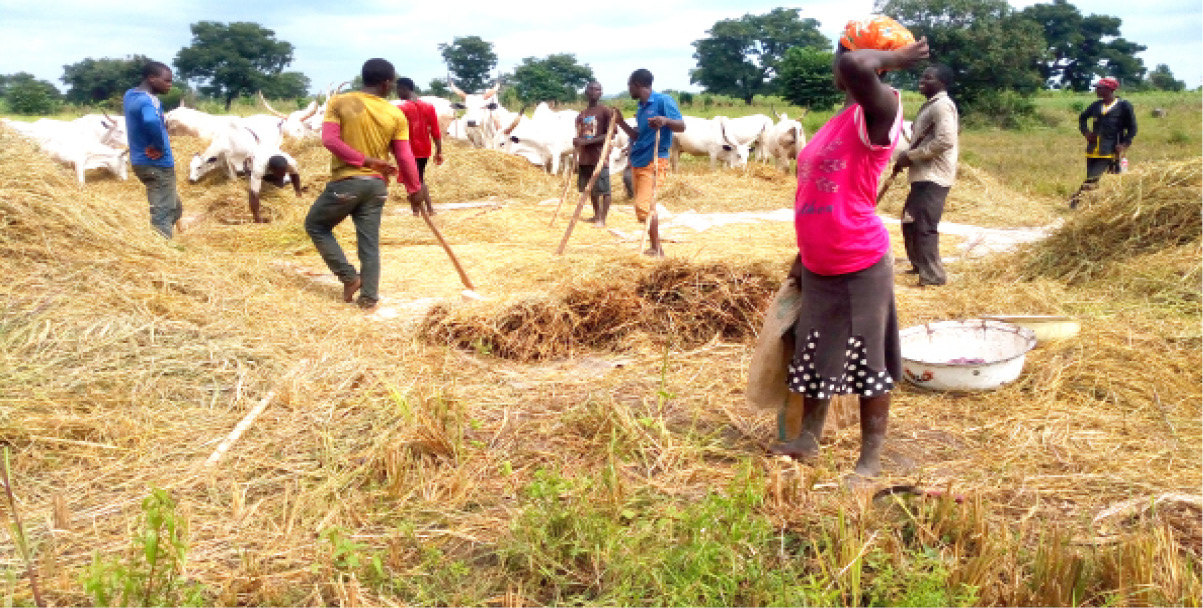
[124,61,182,238]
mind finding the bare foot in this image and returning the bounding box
[356,297,379,312]
[768,433,820,461]
[853,455,882,478]
[410,204,421,217]
[582,216,598,224]
[643,247,665,258]
[426,207,437,216]
[342,277,362,303]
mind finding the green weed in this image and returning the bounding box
[82,488,206,607]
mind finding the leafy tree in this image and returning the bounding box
[3,74,62,115]
[1020,0,1147,90]
[174,21,296,109]
[776,47,844,111]
[1146,64,1186,92]
[878,0,1046,113]
[426,78,451,98]
[439,36,498,93]
[60,56,150,104]
[508,54,594,105]
[690,8,829,104]
[260,71,311,99]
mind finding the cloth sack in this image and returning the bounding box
[746,277,803,410]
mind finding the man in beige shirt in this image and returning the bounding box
[896,64,958,286]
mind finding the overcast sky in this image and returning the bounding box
[2,0,1199,96]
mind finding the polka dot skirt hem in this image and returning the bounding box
[786,329,895,399]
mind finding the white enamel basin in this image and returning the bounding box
[900,319,1037,391]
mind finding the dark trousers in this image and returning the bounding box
[901,181,950,286]
[304,178,388,305]
[132,165,183,238]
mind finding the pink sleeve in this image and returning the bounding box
[391,139,422,194]
[322,122,365,166]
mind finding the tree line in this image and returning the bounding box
[0,1,1190,118]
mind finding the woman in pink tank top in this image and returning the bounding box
[770,16,929,481]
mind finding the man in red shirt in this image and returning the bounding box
[396,77,444,216]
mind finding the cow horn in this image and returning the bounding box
[257,91,288,118]
[483,87,497,100]
[299,100,319,121]
[447,76,467,99]
[101,109,118,124]
[503,105,528,135]
[718,117,735,146]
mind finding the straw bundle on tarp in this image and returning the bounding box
[419,259,779,361]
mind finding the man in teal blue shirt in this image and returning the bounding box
[616,69,684,257]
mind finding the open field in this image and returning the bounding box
[0,91,1200,606]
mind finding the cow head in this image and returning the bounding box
[718,119,751,168]
[258,92,320,140]
[448,79,505,147]
[189,152,221,183]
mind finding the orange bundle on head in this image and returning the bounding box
[840,16,915,52]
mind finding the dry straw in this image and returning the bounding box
[0,122,1198,606]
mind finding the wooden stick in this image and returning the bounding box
[548,153,578,226]
[876,164,903,206]
[555,108,618,256]
[420,206,476,292]
[638,129,662,253]
[2,448,45,608]
[204,362,307,467]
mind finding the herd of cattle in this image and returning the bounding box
[2,82,919,191]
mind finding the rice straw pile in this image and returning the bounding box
[1003,160,1202,308]
[419,259,778,361]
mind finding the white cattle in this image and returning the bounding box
[188,122,262,183]
[670,115,756,170]
[724,114,774,162]
[448,81,507,149]
[763,112,807,172]
[606,117,638,176]
[238,114,286,149]
[256,92,320,141]
[446,117,470,141]
[502,103,579,175]
[5,118,128,186]
[73,112,127,148]
[420,96,457,135]
[164,105,240,141]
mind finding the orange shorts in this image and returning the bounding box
[632,158,668,222]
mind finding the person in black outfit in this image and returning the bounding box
[1070,77,1137,208]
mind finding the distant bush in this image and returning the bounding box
[5,78,61,115]
[965,90,1037,130]
[678,91,694,106]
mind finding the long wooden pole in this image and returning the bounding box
[420,207,476,292]
[638,129,662,253]
[555,108,618,256]
[548,153,578,226]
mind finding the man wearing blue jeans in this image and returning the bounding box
[124,61,182,238]
[307,58,424,309]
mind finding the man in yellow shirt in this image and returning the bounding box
[305,58,423,309]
